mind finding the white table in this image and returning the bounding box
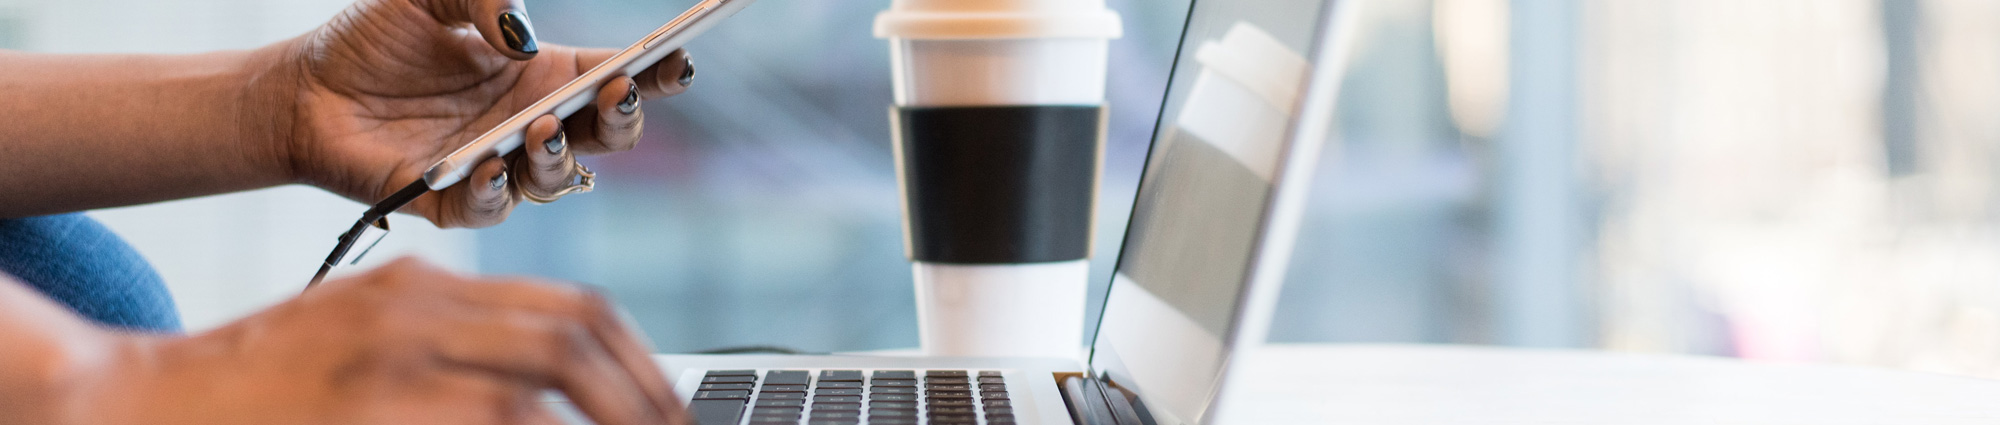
[1211,344,2000,424]
[609,344,2000,424]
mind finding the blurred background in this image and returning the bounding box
[5,0,2000,380]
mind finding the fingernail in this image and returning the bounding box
[678,55,695,87]
[543,128,567,155]
[498,10,539,55]
[617,81,639,114]
[489,167,508,191]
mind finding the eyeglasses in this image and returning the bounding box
[307,181,431,287]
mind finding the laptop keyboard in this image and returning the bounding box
[689,369,1015,425]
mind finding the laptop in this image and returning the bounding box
[600,0,1361,424]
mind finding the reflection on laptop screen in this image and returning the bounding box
[1087,0,1333,424]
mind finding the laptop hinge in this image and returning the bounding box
[1060,375,1152,425]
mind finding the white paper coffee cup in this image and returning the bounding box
[879,0,1121,359]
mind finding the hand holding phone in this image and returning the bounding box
[423,0,756,189]
[307,0,754,285]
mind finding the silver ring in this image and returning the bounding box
[519,159,595,204]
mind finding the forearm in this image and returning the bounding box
[0,46,299,217]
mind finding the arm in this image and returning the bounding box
[0,0,693,227]
[0,259,688,425]
[0,48,295,217]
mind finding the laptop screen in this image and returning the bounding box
[1086,0,1338,423]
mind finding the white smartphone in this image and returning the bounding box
[421,0,754,189]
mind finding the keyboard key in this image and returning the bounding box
[977,371,1002,377]
[869,386,916,394]
[978,377,1006,384]
[987,414,1018,424]
[983,399,1012,407]
[868,417,919,425]
[925,390,971,398]
[814,388,863,396]
[758,392,807,400]
[929,406,976,414]
[814,395,861,403]
[708,370,757,376]
[813,402,862,411]
[868,400,917,409]
[927,413,977,421]
[688,399,746,425]
[762,384,807,392]
[927,398,973,407]
[870,378,917,387]
[869,393,918,401]
[754,398,805,407]
[702,375,755,384]
[764,370,810,386]
[816,381,863,389]
[693,390,751,400]
[750,406,801,415]
[987,407,1016,415]
[925,377,970,385]
[806,420,858,425]
[817,370,864,382]
[925,370,968,378]
[926,384,970,391]
[699,383,753,391]
[979,384,1007,391]
[868,407,917,417]
[871,370,917,380]
[808,410,860,419]
[746,418,797,425]
[981,391,1010,400]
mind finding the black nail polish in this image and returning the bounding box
[678,55,695,87]
[489,169,508,190]
[617,83,639,114]
[498,11,539,55]
[543,129,567,155]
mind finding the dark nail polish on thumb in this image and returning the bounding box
[499,11,539,55]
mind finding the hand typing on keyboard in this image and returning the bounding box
[0,258,687,425]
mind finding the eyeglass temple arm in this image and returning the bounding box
[306,179,433,288]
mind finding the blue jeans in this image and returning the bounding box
[0,214,182,333]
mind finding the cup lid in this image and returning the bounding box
[876,0,1122,40]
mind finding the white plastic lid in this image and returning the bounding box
[876,0,1123,40]
[1194,22,1309,114]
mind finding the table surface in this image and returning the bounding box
[1209,344,2000,424]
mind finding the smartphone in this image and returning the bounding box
[420,0,753,189]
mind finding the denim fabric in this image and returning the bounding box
[0,213,182,333]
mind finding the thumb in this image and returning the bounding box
[418,0,539,60]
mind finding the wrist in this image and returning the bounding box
[234,37,313,186]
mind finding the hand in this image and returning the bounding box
[271,0,695,228]
[68,258,686,425]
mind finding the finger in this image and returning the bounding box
[418,372,545,425]
[517,405,569,425]
[418,0,539,60]
[426,306,669,425]
[512,115,575,200]
[574,48,692,99]
[431,156,515,228]
[632,49,693,99]
[445,281,686,425]
[564,77,645,154]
